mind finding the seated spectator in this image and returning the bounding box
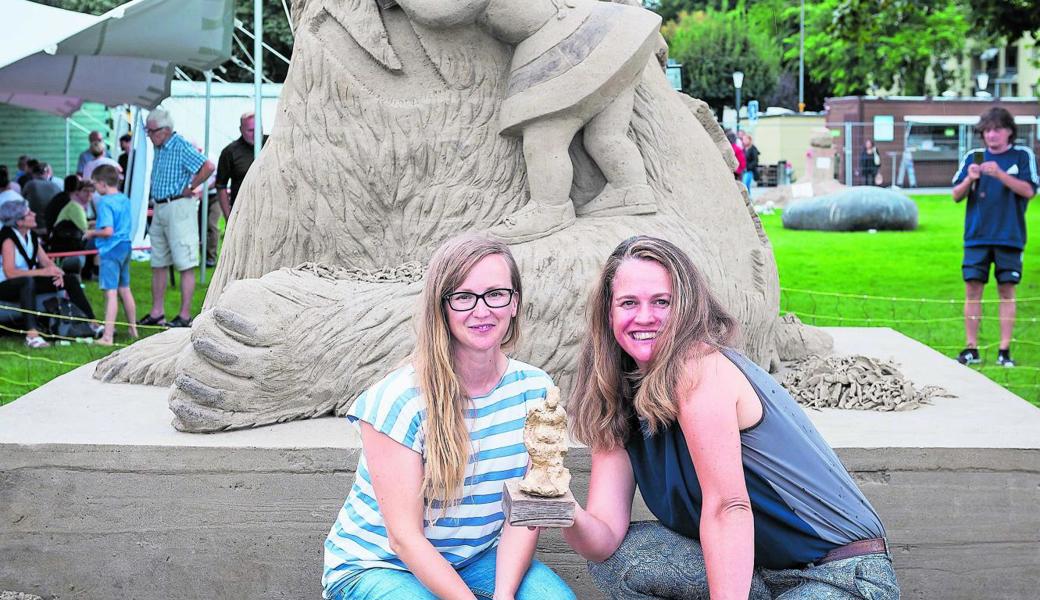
[0,166,23,203]
[22,162,62,227]
[82,141,121,182]
[0,199,99,347]
[16,159,37,190]
[44,175,80,233]
[50,180,97,276]
[14,155,30,182]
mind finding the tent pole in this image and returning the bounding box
[201,70,213,284]
[254,0,262,160]
[65,118,71,176]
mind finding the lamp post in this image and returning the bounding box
[733,71,744,132]
[798,0,805,112]
[976,72,990,97]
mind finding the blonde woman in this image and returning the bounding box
[322,234,575,600]
[563,236,898,599]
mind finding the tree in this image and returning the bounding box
[965,0,1040,43]
[37,0,294,82]
[666,8,780,116]
[797,0,969,97]
[746,0,832,111]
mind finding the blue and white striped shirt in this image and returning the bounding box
[322,360,553,598]
[149,132,206,199]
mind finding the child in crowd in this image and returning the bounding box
[86,165,137,345]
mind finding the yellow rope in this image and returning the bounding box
[0,322,130,347]
[0,303,167,331]
[0,350,83,366]
[781,287,1040,304]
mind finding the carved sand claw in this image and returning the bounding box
[212,307,262,341]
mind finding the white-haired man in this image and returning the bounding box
[76,131,110,176]
[138,108,215,328]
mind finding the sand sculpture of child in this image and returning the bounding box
[391,0,662,243]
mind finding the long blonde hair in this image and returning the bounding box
[570,236,738,450]
[413,233,522,511]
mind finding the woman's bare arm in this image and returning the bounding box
[360,422,477,599]
[563,446,636,562]
[677,352,754,600]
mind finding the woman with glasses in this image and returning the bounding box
[562,236,899,599]
[322,233,575,600]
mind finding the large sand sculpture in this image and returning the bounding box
[95,0,827,432]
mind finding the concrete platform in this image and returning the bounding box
[1,328,1038,599]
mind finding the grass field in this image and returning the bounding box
[1,193,1038,407]
[0,259,212,404]
[761,194,1039,406]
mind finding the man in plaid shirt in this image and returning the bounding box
[138,108,215,328]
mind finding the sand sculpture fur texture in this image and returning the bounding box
[95,0,828,432]
[782,355,949,411]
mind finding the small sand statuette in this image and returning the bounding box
[503,387,575,527]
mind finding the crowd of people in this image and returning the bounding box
[0,108,258,348]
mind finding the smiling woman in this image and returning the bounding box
[563,235,900,600]
[321,233,575,600]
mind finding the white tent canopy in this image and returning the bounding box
[0,0,233,116]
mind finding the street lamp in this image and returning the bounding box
[798,0,805,112]
[976,72,990,97]
[733,70,744,132]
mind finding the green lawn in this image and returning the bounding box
[2,194,1038,407]
[760,194,1039,407]
[0,256,213,404]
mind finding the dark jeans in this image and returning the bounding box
[0,275,95,331]
[588,521,899,600]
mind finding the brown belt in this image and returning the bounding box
[816,537,889,566]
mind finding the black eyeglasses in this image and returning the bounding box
[443,288,515,311]
[145,126,167,135]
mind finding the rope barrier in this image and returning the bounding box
[781,287,1040,304]
[0,285,1033,407]
[0,375,34,388]
[47,245,151,259]
[0,303,167,331]
[0,322,130,347]
[0,350,84,366]
[784,311,1039,325]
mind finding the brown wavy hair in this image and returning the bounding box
[413,233,522,513]
[570,236,738,450]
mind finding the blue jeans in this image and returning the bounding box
[589,522,899,599]
[332,544,576,600]
[742,170,755,192]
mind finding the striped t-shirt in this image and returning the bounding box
[322,359,553,599]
